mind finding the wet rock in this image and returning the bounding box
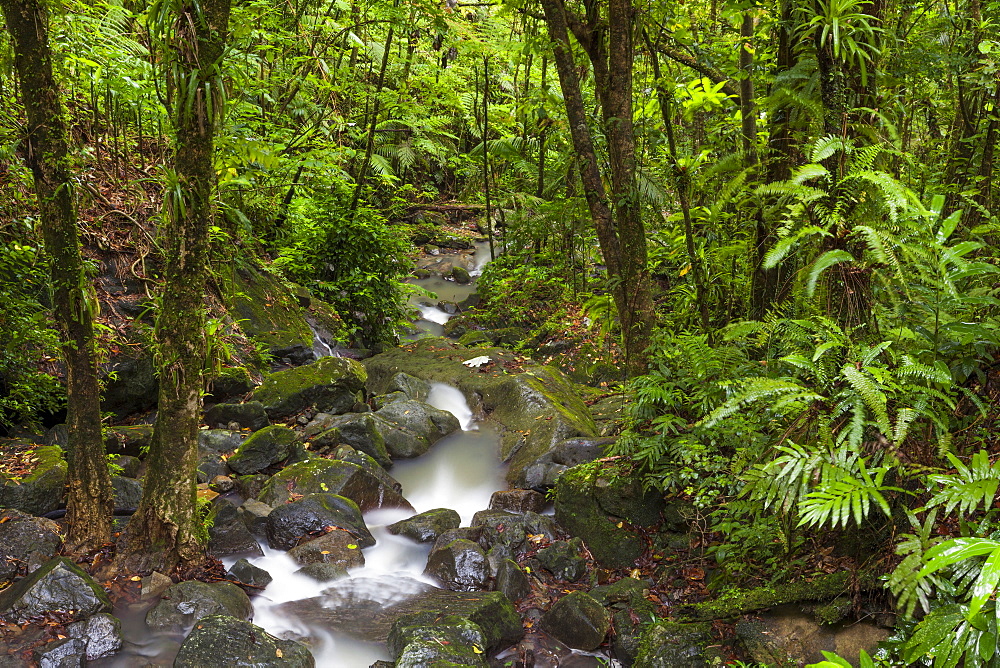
[634,621,712,668]
[329,446,400,491]
[494,559,531,602]
[471,510,560,564]
[521,437,616,489]
[590,577,657,664]
[390,613,487,666]
[115,455,142,478]
[226,559,272,591]
[235,474,269,501]
[206,366,256,403]
[102,353,157,419]
[111,475,143,509]
[374,400,461,459]
[425,538,489,592]
[252,356,367,419]
[307,413,392,468]
[280,587,521,650]
[196,448,229,484]
[210,475,235,493]
[539,590,610,651]
[287,530,366,569]
[146,581,252,636]
[205,402,269,432]
[198,429,244,453]
[458,330,492,347]
[535,538,587,582]
[451,266,472,284]
[258,458,410,513]
[489,489,546,514]
[35,637,86,668]
[387,508,460,543]
[385,372,431,401]
[237,499,272,535]
[106,425,153,458]
[0,445,66,516]
[207,499,264,558]
[174,615,315,667]
[265,493,374,551]
[0,557,110,624]
[227,425,299,475]
[140,572,174,603]
[0,509,62,584]
[296,562,349,582]
[66,612,123,660]
[554,463,662,569]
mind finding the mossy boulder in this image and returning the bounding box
[390,614,487,666]
[146,581,252,636]
[174,615,314,668]
[634,621,713,668]
[221,263,315,364]
[204,401,269,432]
[363,339,597,486]
[458,330,491,347]
[258,458,411,512]
[591,577,659,663]
[206,366,255,403]
[539,590,610,651]
[0,445,66,515]
[306,413,391,468]
[101,351,158,419]
[677,572,856,622]
[388,508,461,543]
[373,400,461,459]
[553,462,663,569]
[0,557,110,624]
[227,425,299,475]
[265,493,374,551]
[252,356,367,419]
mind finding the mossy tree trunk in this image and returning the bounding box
[117,0,230,574]
[540,0,655,376]
[1,0,113,552]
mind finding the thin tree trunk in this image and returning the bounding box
[1,0,113,553]
[482,57,495,261]
[118,0,231,575]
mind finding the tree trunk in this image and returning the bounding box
[117,0,231,575]
[541,0,654,375]
[1,0,113,553]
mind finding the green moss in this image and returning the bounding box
[458,331,492,347]
[678,572,856,621]
[219,263,313,359]
[252,356,367,418]
[634,621,713,668]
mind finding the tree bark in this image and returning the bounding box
[117,0,230,574]
[1,0,113,553]
[541,0,654,375]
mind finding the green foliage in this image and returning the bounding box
[274,190,410,346]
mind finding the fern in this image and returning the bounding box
[927,451,1000,516]
[797,458,894,529]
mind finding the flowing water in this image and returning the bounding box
[234,384,506,665]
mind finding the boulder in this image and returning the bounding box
[226,559,272,591]
[424,538,489,592]
[196,448,229,484]
[198,429,244,453]
[287,530,366,569]
[207,499,264,558]
[204,401,270,432]
[494,559,531,602]
[306,413,391,468]
[34,637,86,668]
[145,581,252,636]
[329,446,400,491]
[237,499,272,535]
[390,614,487,667]
[66,612,123,661]
[102,352,157,419]
[0,445,66,515]
[0,557,110,624]
[235,474,269,501]
[111,475,143,509]
[107,425,153,458]
[115,455,142,478]
[471,510,560,564]
[489,489,546,514]
[296,562,349,582]
[387,508,460,543]
[385,372,431,401]
[0,509,62,584]
[222,262,316,365]
[252,356,367,419]
[373,400,461,459]
[590,577,658,664]
[553,462,663,569]
[535,538,587,582]
[206,366,256,403]
[634,621,712,668]
[521,437,615,489]
[258,458,410,513]
[451,266,472,284]
[227,425,298,475]
[265,493,374,551]
[173,615,314,668]
[539,590,610,651]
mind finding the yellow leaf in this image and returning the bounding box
[276,649,283,658]
[320,550,331,555]
[347,544,358,549]
[679,264,691,277]
[616,522,623,528]
[130,575,141,581]
[472,645,483,654]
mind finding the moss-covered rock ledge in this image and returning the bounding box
[363,338,597,486]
